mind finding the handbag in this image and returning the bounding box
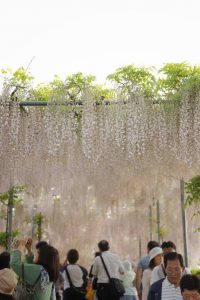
[15,263,41,300]
[65,266,86,296]
[85,284,95,300]
[100,255,125,298]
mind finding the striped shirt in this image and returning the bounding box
[161,277,183,300]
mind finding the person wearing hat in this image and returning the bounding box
[119,260,138,300]
[142,247,163,300]
[0,251,18,299]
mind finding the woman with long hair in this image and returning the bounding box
[10,238,60,300]
[142,247,163,300]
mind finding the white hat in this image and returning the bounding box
[149,247,163,261]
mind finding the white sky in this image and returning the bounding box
[1,0,200,84]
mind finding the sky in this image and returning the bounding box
[1,0,200,84]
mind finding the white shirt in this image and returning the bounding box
[151,265,165,285]
[63,264,83,290]
[92,251,124,283]
[142,268,152,300]
[120,269,137,296]
[161,277,183,300]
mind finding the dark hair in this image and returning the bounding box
[147,241,159,251]
[180,274,200,293]
[35,241,48,249]
[0,252,10,270]
[95,251,101,257]
[0,295,15,300]
[37,245,60,282]
[67,249,79,264]
[149,258,158,270]
[161,241,176,250]
[164,252,184,268]
[98,240,109,252]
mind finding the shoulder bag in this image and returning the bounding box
[99,255,125,299]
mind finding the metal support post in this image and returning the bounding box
[156,200,160,244]
[180,178,189,267]
[149,205,153,240]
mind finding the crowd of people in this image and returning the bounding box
[0,238,199,300]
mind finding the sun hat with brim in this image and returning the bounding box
[0,268,17,295]
[149,247,163,261]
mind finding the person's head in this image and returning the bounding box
[122,260,133,272]
[0,252,10,270]
[94,251,101,257]
[148,247,163,270]
[34,241,49,264]
[161,241,176,255]
[164,252,184,286]
[98,240,109,252]
[180,275,200,300]
[67,249,79,264]
[34,244,60,282]
[0,268,17,298]
[35,241,48,250]
[147,241,159,253]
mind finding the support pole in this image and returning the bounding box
[6,189,14,252]
[156,200,160,244]
[180,178,189,267]
[149,205,153,240]
[31,205,37,240]
[139,237,142,259]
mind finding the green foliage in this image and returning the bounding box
[0,185,26,206]
[191,268,200,278]
[91,84,116,102]
[157,225,168,241]
[33,212,45,225]
[33,212,45,241]
[64,72,96,103]
[158,62,200,100]
[34,83,53,101]
[0,230,20,247]
[185,176,200,206]
[1,62,200,103]
[185,176,200,233]
[1,67,34,101]
[107,64,156,99]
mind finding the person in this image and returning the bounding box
[10,238,60,300]
[120,260,138,300]
[135,241,159,300]
[62,248,87,300]
[88,252,101,299]
[25,238,58,300]
[0,252,17,300]
[92,240,124,300]
[54,267,64,300]
[142,247,163,300]
[150,241,176,285]
[180,274,200,300]
[147,252,184,300]
[151,241,190,285]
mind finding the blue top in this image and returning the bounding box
[138,255,150,270]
